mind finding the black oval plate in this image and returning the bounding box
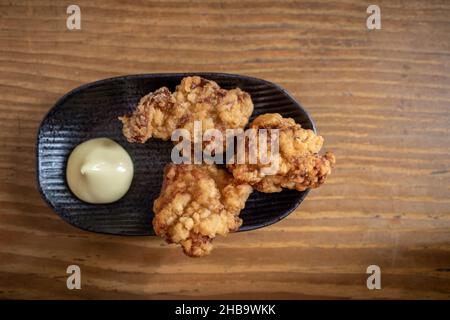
[37,73,316,235]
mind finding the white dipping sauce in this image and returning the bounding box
[66,138,134,204]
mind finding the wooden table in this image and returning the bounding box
[0,0,449,299]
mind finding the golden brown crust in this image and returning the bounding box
[119,76,254,144]
[152,164,253,257]
[118,87,180,142]
[227,113,336,192]
[175,76,253,134]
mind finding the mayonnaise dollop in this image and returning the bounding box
[66,138,134,204]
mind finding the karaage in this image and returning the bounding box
[119,76,253,145]
[153,163,253,257]
[227,113,335,192]
[174,76,253,137]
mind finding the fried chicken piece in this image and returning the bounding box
[118,87,181,142]
[174,76,253,136]
[153,164,253,257]
[119,76,254,145]
[227,113,335,192]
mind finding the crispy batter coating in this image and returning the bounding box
[153,164,253,257]
[228,113,335,192]
[119,76,254,144]
[174,76,253,136]
[118,87,180,142]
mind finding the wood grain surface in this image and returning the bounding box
[0,0,449,299]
